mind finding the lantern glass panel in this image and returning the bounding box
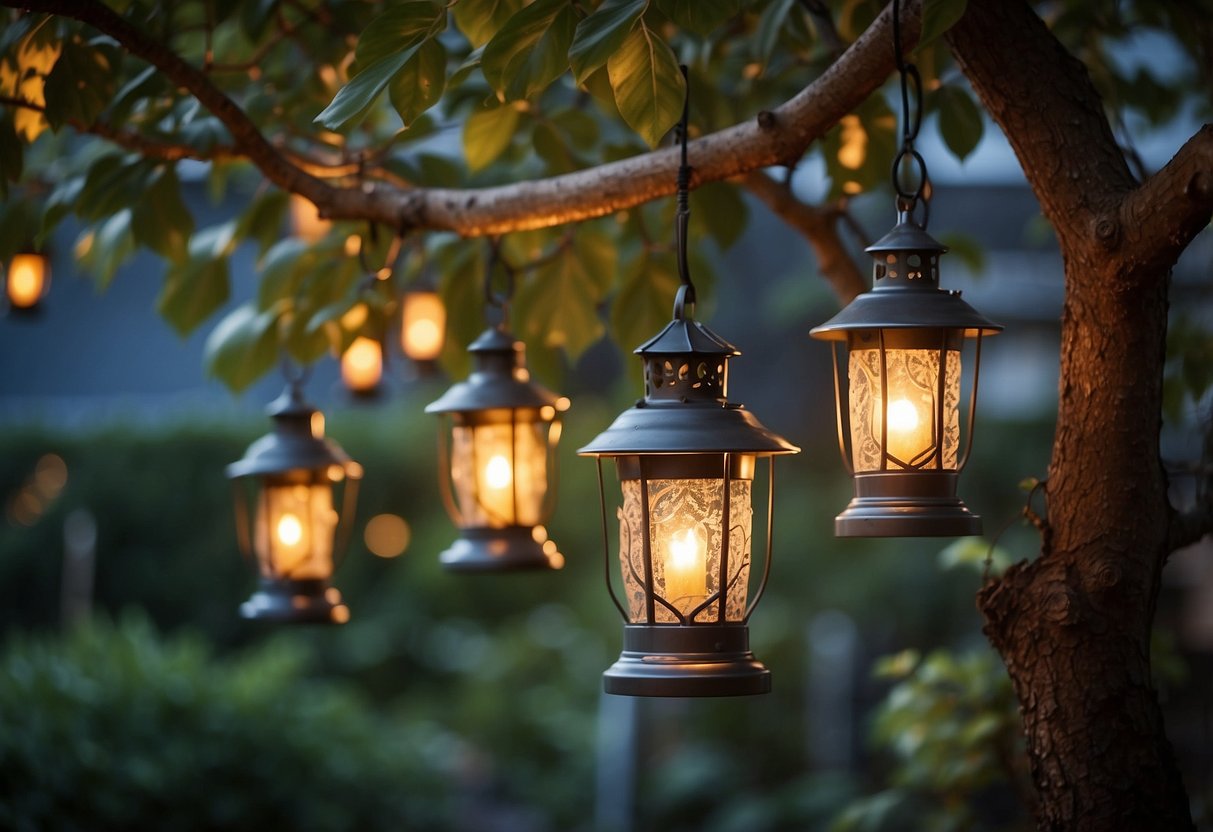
[254,480,337,579]
[848,347,961,471]
[451,421,548,527]
[618,477,753,623]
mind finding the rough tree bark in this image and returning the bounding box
[948,1,1213,829]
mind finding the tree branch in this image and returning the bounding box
[3,0,922,237]
[1114,125,1213,272]
[739,170,867,302]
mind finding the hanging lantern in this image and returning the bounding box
[425,326,569,571]
[580,66,797,697]
[810,213,1001,536]
[227,383,362,623]
[341,335,384,396]
[401,290,446,366]
[580,286,799,697]
[5,251,50,313]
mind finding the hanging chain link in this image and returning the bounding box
[891,0,930,226]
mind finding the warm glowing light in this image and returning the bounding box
[664,526,708,606]
[277,513,303,546]
[619,478,755,623]
[484,454,512,490]
[451,423,547,527]
[7,253,48,309]
[837,114,867,170]
[341,336,383,393]
[289,194,331,242]
[849,348,960,471]
[887,398,920,433]
[402,292,446,361]
[364,513,411,558]
[255,483,337,579]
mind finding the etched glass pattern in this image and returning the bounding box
[848,348,960,471]
[617,477,753,623]
[451,422,548,527]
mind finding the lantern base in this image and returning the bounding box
[439,526,561,572]
[240,578,349,624]
[835,472,981,538]
[603,624,770,698]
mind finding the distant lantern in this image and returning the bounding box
[5,252,50,313]
[341,336,383,396]
[425,326,568,571]
[401,290,446,366]
[227,384,361,623]
[810,211,1001,537]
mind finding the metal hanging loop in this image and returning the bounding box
[890,0,930,226]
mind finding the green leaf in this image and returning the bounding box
[130,167,194,262]
[481,0,577,102]
[752,0,795,69]
[355,2,445,67]
[76,209,135,290]
[463,102,521,172]
[917,0,968,51]
[690,181,747,249]
[569,0,646,84]
[42,40,114,129]
[234,190,289,258]
[389,38,447,128]
[158,224,236,336]
[574,224,618,294]
[936,232,984,274]
[607,23,685,147]
[655,0,743,35]
[938,536,1010,575]
[610,249,681,351]
[315,46,420,131]
[256,238,313,310]
[513,245,605,360]
[935,84,983,162]
[453,0,526,48]
[203,302,282,392]
[75,155,156,222]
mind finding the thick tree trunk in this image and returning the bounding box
[948,1,1213,828]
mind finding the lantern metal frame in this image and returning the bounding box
[809,0,1001,537]
[580,68,799,697]
[227,380,361,623]
[425,256,567,572]
[581,288,798,697]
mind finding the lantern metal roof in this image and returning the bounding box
[811,213,1002,340]
[226,385,356,479]
[425,326,561,416]
[580,303,798,458]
